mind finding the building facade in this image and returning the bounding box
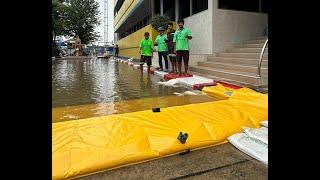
[114,0,268,65]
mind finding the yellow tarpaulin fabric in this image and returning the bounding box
[202,83,237,100]
[52,88,268,180]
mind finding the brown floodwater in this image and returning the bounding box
[52,57,213,122]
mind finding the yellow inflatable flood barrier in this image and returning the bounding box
[202,83,262,101]
[52,89,268,180]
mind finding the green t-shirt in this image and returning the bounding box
[140,38,154,56]
[155,34,168,52]
[173,27,192,51]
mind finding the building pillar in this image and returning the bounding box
[190,0,192,16]
[160,0,163,15]
[151,0,155,18]
[259,0,262,12]
[175,0,179,22]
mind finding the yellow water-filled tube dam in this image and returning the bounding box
[52,88,268,179]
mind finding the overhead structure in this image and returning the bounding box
[103,0,109,45]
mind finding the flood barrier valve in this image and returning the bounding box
[177,132,188,144]
[152,107,161,112]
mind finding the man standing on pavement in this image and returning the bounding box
[173,19,192,75]
[114,44,119,57]
[154,27,168,71]
[139,32,154,73]
[167,22,177,73]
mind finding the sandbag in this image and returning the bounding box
[228,133,268,165]
[243,127,268,145]
[261,121,268,128]
[157,78,180,87]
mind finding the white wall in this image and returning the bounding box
[184,9,213,55]
[183,0,214,66]
[155,0,268,68]
[212,0,268,52]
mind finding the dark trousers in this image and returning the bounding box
[176,50,189,64]
[176,50,189,74]
[115,51,119,57]
[158,51,168,70]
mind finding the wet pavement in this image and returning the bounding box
[77,143,267,180]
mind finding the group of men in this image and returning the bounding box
[139,19,192,76]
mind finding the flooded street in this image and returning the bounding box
[52,58,213,122]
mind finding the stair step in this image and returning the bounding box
[189,66,267,85]
[218,52,268,59]
[250,36,268,40]
[244,39,267,44]
[190,71,250,87]
[255,87,269,93]
[207,57,268,66]
[189,71,267,89]
[234,43,267,48]
[198,62,268,76]
[227,48,268,53]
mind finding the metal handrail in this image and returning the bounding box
[257,39,268,77]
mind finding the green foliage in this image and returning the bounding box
[52,0,101,44]
[52,0,68,39]
[151,15,170,31]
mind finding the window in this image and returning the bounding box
[218,0,268,14]
[261,0,269,13]
[192,0,208,15]
[147,15,150,24]
[155,0,160,15]
[143,17,148,26]
[179,0,190,19]
[117,15,152,40]
[114,0,125,17]
[164,0,175,21]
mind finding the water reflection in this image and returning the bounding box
[52,58,187,107]
[52,95,214,123]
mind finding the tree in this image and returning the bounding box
[52,0,100,44]
[151,15,171,31]
[52,0,68,40]
[64,0,101,44]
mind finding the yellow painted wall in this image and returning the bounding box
[116,25,157,59]
[114,0,178,31]
[114,0,138,30]
[116,23,177,59]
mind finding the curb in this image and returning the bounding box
[112,57,242,90]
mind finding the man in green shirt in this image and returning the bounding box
[139,32,154,73]
[167,22,177,74]
[154,27,168,71]
[173,19,192,75]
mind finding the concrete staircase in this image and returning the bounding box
[189,37,268,92]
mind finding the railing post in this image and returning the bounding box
[257,39,268,78]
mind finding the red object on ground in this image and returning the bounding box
[193,81,216,90]
[149,67,155,74]
[164,73,193,80]
[217,81,242,89]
